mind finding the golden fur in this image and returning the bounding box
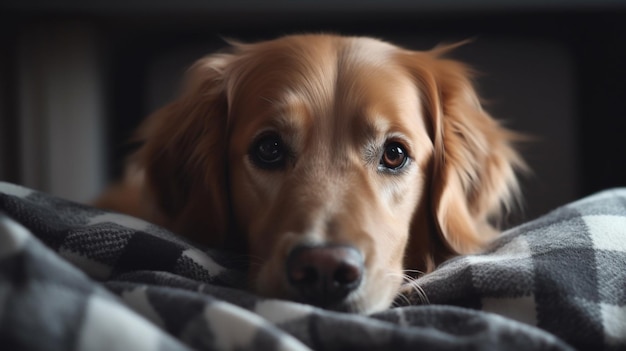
[96,34,525,314]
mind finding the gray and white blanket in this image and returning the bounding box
[0,181,625,350]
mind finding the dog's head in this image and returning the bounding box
[135,34,523,313]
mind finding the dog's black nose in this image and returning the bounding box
[286,244,363,307]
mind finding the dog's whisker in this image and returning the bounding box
[384,271,418,307]
[392,290,412,308]
[402,279,430,305]
[385,271,430,306]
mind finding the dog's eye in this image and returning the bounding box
[380,142,408,170]
[250,132,287,169]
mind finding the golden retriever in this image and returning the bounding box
[97,34,525,314]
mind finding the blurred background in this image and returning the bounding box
[1,0,625,225]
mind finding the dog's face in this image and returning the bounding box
[227,37,433,312]
[136,35,523,314]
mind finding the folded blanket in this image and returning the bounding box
[1,181,625,350]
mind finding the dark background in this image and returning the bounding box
[1,1,625,225]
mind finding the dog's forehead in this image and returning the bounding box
[228,36,424,145]
[229,35,401,103]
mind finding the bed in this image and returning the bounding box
[1,181,625,350]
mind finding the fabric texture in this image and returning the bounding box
[1,181,625,350]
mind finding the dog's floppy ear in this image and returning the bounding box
[134,53,234,246]
[403,46,525,265]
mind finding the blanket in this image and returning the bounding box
[0,181,625,350]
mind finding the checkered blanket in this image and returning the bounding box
[1,181,625,350]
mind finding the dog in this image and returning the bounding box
[96,34,525,314]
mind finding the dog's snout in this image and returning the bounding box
[286,245,363,307]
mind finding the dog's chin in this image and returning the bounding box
[254,264,399,314]
[288,293,359,313]
[294,285,398,314]
[334,295,395,315]
[265,287,395,314]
